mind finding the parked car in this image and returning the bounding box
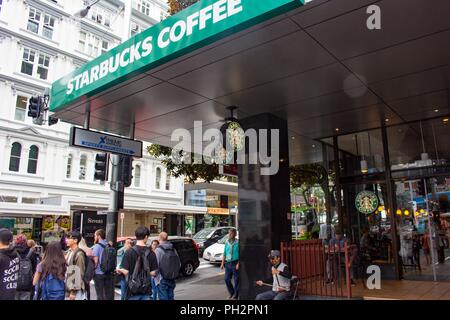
[203,232,239,264]
[151,236,200,277]
[193,227,235,255]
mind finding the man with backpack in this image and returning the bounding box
[92,229,116,300]
[14,234,38,300]
[65,231,87,300]
[155,232,181,300]
[117,226,158,300]
[0,229,19,300]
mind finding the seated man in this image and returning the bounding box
[255,250,292,300]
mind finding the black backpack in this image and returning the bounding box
[17,250,34,291]
[127,246,151,296]
[158,246,181,280]
[99,243,117,275]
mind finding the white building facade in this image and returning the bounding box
[0,0,204,245]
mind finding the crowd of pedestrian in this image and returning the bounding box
[0,226,181,301]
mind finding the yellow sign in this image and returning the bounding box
[207,208,230,215]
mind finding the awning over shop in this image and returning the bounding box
[50,0,450,165]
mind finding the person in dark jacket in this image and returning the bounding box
[0,229,19,300]
[14,234,39,300]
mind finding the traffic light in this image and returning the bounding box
[48,116,59,126]
[120,155,133,187]
[94,153,109,181]
[27,96,42,118]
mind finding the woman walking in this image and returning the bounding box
[33,241,67,300]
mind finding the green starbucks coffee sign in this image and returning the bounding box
[50,0,305,112]
[355,191,379,215]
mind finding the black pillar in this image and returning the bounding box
[333,136,344,231]
[237,113,291,300]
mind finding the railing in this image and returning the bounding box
[281,240,352,298]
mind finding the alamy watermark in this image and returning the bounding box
[169,121,280,175]
[366,5,381,30]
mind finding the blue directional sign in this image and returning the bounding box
[70,127,143,158]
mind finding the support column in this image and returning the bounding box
[333,136,344,231]
[381,124,401,280]
[238,113,291,300]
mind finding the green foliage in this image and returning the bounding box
[167,0,200,15]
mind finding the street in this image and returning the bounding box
[89,259,227,300]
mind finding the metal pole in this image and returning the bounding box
[424,179,437,281]
[84,104,90,130]
[106,154,123,246]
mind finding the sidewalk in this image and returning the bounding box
[351,280,450,300]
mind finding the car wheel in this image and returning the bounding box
[182,261,195,277]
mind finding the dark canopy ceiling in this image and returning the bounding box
[53,0,450,165]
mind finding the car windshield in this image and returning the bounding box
[193,228,214,239]
[217,235,229,244]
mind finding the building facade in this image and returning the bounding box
[0,0,203,245]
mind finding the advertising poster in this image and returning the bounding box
[41,215,71,243]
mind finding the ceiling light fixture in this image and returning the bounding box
[335,128,340,132]
[443,118,449,124]
[434,109,439,113]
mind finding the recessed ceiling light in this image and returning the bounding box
[335,128,340,132]
[291,136,295,140]
[312,144,316,148]
[444,118,449,124]
[434,109,439,113]
[385,118,390,122]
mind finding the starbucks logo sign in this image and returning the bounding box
[355,191,379,215]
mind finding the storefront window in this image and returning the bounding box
[338,129,385,177]
[388,118,450,171]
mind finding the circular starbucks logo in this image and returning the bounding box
[355,191,379,215]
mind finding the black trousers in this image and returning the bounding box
[93,274,114,300]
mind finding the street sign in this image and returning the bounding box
[50,0,305,112]
[70,127,143,157]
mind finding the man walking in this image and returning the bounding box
[14,234,38,300]
[92,229,114,300]
[220,228,239,299]
[155,232,181,300]
[117,227,158,300]
[66,231,86,300]
[0,229,19,300]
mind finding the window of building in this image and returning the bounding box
[84,2,112,27]
[27,145,39,174]
[165,172,171,190]
[134,164,141,187]
[27,7,56,39]
[79,154,87,180]
[0,196,18,203]
[9,142,21,172]
[130,22,141,37]
[78,31,110,58]
[0,0,3,13]
[155,167,161,189]
[15,95,28,121]
[22,198,38,204]
[21,48,51,80]
[66,154,73,178]
[134,0,152,16]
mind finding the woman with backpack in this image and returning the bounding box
[33,241,67,300]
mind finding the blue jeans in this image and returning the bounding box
[256,290,291,300]
[120,278,127,300]
[127,294,151,300]
[157,279,176,300]
[225,261,239,298]
[150,277,158,300]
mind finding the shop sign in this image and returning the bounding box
[206,195,219,201]
[70,127,143,157]
[355,191,379,215]
[50,0,305,112]
[207,207,230,215]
